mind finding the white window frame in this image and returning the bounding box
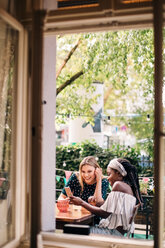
[0,8,28,248]
[39,232,154,248]
[37,2,157,248]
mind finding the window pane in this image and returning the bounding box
[0,17,18,246]
[57,0,99,9]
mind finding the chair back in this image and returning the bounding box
[126,203,140,238]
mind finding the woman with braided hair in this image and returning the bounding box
[70,158,143,236]
[116,158,143,206]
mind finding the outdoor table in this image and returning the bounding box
[55,203,94,229]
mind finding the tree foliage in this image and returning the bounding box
[56,29,154,155]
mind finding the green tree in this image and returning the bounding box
[56,30,154,155]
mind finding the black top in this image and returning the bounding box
[62,173,109,202]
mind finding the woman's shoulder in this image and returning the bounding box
[71,172,79,180]
[102,177,109,185]
[67,172,81,187]
[112,181,133,195]
[67,172,79,183]
[72,172,82,184]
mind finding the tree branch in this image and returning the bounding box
[56,70,84,96]
[56,38,81,79]
[104,85,112,105]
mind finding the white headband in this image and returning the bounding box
[108,159,127,177]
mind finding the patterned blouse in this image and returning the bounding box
[62,173,109,202]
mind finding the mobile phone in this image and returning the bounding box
[65,186,73,197]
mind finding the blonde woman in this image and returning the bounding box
[58,156,109,206]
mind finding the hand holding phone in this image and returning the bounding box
[65,187,73,197]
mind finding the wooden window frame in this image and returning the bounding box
[11,0,163,247]
[37,1,158,248]
[0,8,28,248]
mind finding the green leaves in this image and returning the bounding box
[56,141,152,190]
[56,29,155,151]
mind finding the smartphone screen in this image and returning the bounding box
[65,186,73,197]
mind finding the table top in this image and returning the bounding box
[55,204,94,223]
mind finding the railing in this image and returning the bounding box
[134,195,154,239]
[139,156,153,168]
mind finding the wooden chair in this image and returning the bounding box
[126,203,140,238]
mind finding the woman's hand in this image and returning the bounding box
[88,195,96,206]
[69,196,83,206]
[95,168,102,182]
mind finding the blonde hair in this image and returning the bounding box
[77,156,102,191]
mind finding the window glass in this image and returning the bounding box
[57,0,99,9]
[0,17,18,246]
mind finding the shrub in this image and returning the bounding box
[55,140,151,199]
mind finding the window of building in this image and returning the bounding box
[38,1,163,247]
[1,1,164,248]
[0,9,28,247]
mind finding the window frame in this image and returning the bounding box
[0,8,28,248]
[45,0,153,35]
[37,2,158,248]
[27,1,163,247]
[1,1,164,247]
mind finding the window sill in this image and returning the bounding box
[39,231,154,248]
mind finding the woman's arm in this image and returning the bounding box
[93,168,104,206]
[70,196,110,218]
[58,173,76,200]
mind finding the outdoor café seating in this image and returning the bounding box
[55,168,154,240]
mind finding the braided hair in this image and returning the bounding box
[117,158,143,207]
